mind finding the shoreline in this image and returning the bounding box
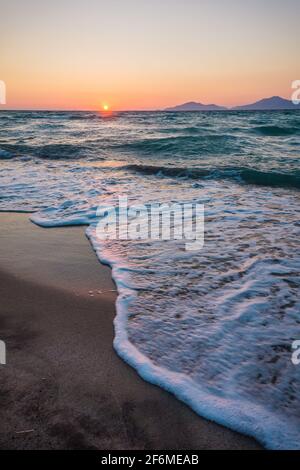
[0,213,261,449]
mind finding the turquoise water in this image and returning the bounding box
[0,110,300,448]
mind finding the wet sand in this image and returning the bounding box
[0,213,261,449]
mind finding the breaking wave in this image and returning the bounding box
[125,164,300,189]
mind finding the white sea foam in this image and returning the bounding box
[84,194,300,449]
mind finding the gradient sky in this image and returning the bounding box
[1,0,299,110]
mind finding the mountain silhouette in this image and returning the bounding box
[165,101,227,111]
[164,96,299,112]
[232,96,297,110]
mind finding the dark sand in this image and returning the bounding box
[0,213,261,449]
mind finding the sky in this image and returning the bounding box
[1,0,299,110]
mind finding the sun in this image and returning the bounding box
[103,104,109,111]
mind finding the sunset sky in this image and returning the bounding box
[1,0,299,110]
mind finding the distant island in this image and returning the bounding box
[165,101,227,111]
[232,96,297,111]
[165,96,299,111]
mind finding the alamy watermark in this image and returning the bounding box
[0,80,6,104]
[96,196,204,251]
[291,80,300,105]
[291,340,300,365]
[0,340,6,365]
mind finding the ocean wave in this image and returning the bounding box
[0,148,13,159]
[0,143,93,160]
[124,164,300,189]
[252,125,299,136]
[113,134,241,156]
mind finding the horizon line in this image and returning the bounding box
[0,94,297,113]
[0,95,293,115]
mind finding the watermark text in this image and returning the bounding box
[291,340,300,365]
[291,80,300,105]
[0,80,6,104]
[0,340,6,365]
[96,196,204,251]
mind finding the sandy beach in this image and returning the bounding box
[0,213,261,450]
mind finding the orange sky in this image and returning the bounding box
[1,0,300,110]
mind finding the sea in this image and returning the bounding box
[0,109,299,448]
